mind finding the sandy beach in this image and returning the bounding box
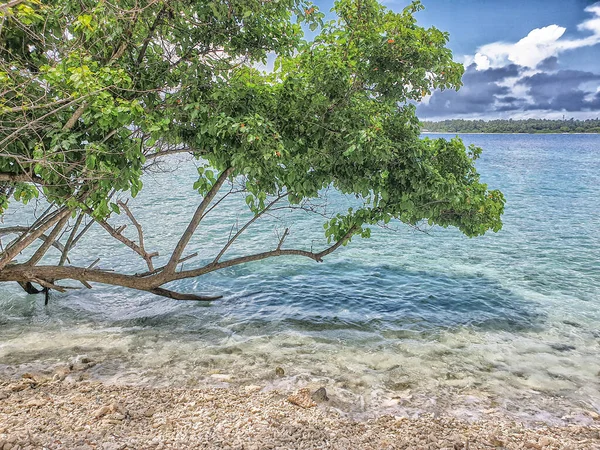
[1,368,599,450]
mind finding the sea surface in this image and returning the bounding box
[1,134,599,423]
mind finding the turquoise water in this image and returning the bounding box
[1,134,599,423]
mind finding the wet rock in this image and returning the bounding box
[549,343,576,352]
[69,355,97,371]
[311,387,329,403]
[275,367,285,377]
[53,367,70,381]
[287,388,316,409]
[244,385,261,393]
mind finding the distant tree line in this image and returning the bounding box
[421,119,600,134]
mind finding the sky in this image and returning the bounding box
[313,0,600,120]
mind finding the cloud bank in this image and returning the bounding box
[419,3,600,119]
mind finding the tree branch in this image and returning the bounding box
[94,212,157,270]
[0,226,66,254]
[148,287,221,301]
[162,167,233,276]
[212,192,287,264]
[117,200,155,270]
[176,225,359,280]
[24,214,70,266]
[0,208,70,271]
[0,172,44,184]
[59,213,84,266]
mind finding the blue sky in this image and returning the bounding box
[313,0,600,120]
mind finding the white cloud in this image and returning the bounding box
[471,3,600,70]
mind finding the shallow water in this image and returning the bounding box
[1,134,599,423]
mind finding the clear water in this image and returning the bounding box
[1,134,599,424]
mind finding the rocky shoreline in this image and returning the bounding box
[1,365,599,450]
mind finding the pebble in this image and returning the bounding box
[93,405,111,418]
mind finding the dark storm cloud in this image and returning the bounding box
[462,63,522,83]
[418,64,600,118]
[417,64,523,117]
[519,70,600,111]
[524,90,600,111]
[537,57,559,71]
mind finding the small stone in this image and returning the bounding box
[489,437,504,448]
[210,374,231,381]
[539,436,556,447]
[244,385,261,393]
[143,407,156,418]
[275,367,285,377]
[93,405,111,419]
[102,443,121,450]
[0,391,9,400]
[287,388,317,409]
[107,413,125,421]
[588,410,600,420]
[25,398,46,408]
[311,387,329,403]
[53,367,70,381]
[9,383,29,392]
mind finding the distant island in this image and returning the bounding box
[421,118,600,134]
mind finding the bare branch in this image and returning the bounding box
[0,226,66,253]
[94,214,157,270]
[25,214,70,266]
[277,228,290,251]
[176,225,359,280]
[212,192,287,264]
[148,287,221,301]
[162,167,233,276]
[117,200,155,270]
[0,208,70,270]
[59,213,84,266]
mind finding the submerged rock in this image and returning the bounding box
[549,343,576,352]
[311,387,329,403]
[69,355,97,371]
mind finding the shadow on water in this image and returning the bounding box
[0,261,545,346]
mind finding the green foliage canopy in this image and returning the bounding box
[0,0,504,294]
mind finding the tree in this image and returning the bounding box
[0,0,504,301]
